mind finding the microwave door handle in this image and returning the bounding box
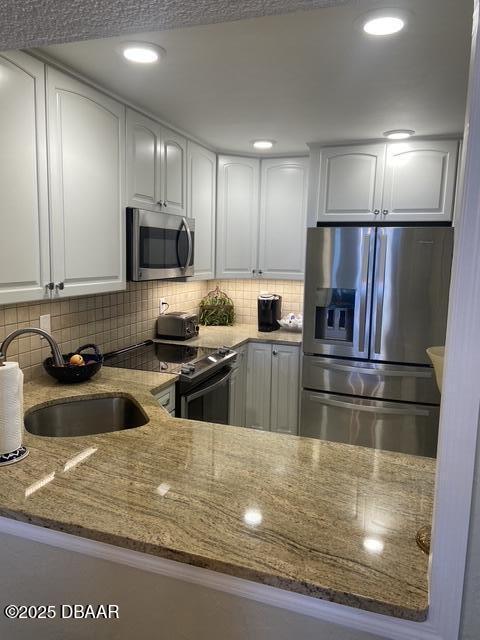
[180,217,193,273]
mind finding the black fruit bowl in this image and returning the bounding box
[43,344,103,384]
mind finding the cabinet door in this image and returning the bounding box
[245,343,272,430]
[0,51,50,304]
[187,142,216,280]
[47,69,126,297]
[216,155,260,279]
[161,128,187,216]
[229,345,247,426]
[126,108,162,211]
[259,158,308,280]
[382,140,458,221]
[270,344,300,435]
[316,144,386,222]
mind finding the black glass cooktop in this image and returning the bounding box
[104,340,217,375]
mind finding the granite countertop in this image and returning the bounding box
[0,363,434,621]
[157,323,303,349]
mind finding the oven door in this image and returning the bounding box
[128,208,195,280]
[179,368,232,424]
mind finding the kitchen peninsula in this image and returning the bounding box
[0,366,434,622]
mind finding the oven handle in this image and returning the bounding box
[183,368,233,404]
[180,217,193,273]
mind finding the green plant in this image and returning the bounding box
[199,286,235,326]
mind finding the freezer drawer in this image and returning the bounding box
[302,355,440,405]
[300,390,439,457]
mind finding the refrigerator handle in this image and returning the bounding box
[358,230,372,354]
[373,229,388,354]
[307,393,430,417]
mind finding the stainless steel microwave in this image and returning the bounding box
[127,208,195,281]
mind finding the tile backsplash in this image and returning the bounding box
[207,280,304,325]
[0,279,303,381]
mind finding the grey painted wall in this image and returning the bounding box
[0,532,384,640]
[0,0,349,50]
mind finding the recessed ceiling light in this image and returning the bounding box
[252,140,275,150]
[243,508,263,526]
[363,16,405,36]
[384,129,415,140]
[121,42,165,64]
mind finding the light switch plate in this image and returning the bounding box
[39,314,51,333]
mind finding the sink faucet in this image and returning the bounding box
[0,328,64,368]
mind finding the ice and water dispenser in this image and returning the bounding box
[314,288,355,342]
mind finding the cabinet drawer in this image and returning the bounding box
[302,356,440,405]
[300,390,439,457]
[154,385,176,413]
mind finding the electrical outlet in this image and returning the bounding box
[159,298,168,314]
[39,314,51,333]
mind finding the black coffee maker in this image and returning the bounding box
[257,294,282,332]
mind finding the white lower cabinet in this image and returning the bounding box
[270,344,300,435]
[229,344,247,426]
[244,342,300,434]
[154,385,176,414]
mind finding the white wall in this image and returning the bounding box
[0,531,384,640]
[459,412,480,640]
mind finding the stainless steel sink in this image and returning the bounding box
[24,396,149,437]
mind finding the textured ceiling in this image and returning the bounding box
[39,0,472,154]
[0,0,349,50]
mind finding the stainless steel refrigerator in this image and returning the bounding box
[300,225,453,457]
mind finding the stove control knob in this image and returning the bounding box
[188,364,196,372]
[218,346,230,356]
[181,365,192,375]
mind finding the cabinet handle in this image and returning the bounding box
[252,269,256,275]
[163,201,167,208]
[46,282,54,291]
[55,282,65,291]
[258,270,263,275]
[373,209,380,215]
[382,209,389,215]
[272,349,278,356]
[157,201,163,207]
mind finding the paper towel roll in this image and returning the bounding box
[0,362,24,454]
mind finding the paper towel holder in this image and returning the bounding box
[0,356,29,466]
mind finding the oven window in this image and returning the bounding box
[139,227,194,269]
[182,370,230,424]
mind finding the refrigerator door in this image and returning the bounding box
[300,390,439,457]
[370,226,453,365]
[303,227,375,358]
[302,355,440,405]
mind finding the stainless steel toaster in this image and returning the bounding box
[156,312,199,340]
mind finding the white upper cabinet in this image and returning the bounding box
[216,155,308,280]
[187,141,216,280]
[258,157,308,280]
[47,68,126,297]
[314,144,386,222]
[382,140,458,221]
[161,128,187,216]
[0,51,50,304]
[126,110,186,216]
[310,139,459,224]
[216,155,260,279]
[126,109,162,210]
